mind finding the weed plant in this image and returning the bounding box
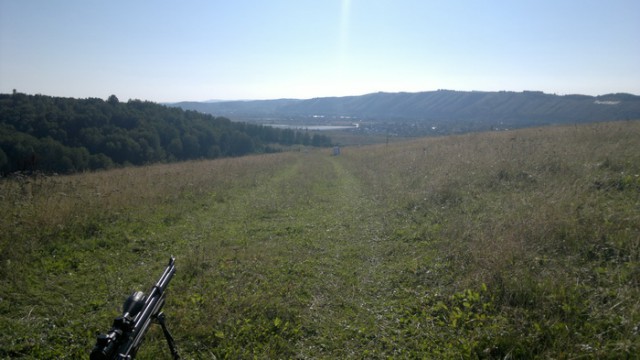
[1,121,638,358]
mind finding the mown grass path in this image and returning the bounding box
[172,151,405,358]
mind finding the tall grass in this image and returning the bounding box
[342,121,640,357]
[1,121,638,358]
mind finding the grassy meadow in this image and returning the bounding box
[1,121,639,359]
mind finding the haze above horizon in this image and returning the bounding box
[1,0,639,103]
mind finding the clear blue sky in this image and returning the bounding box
[1,0,639,102]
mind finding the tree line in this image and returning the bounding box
[0,93,332,174]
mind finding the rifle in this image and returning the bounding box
[91,257,180,360]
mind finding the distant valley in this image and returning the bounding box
[172,90,640,136]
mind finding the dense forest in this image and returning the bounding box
[0,92,332,174]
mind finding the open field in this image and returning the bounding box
[1,121,639,358]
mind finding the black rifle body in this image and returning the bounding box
[91,257,178,360]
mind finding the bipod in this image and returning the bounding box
[153,312,180,360]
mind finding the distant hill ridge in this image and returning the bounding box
[172,90,640,133]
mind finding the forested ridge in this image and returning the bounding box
[0,92,332,174]
[175,90,640,135]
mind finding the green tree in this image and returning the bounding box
[89,153,113,170]
[0,147,8,173]
[281,129,295,145]
[107,95,119,106]
[228,131,254,156]
[182,133,201,158]
[312,134,331,147]
[167,138,183,159]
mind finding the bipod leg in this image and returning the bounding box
[154,312,180,360]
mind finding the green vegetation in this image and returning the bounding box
[1,121,639,358]
[0,92,332,174]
